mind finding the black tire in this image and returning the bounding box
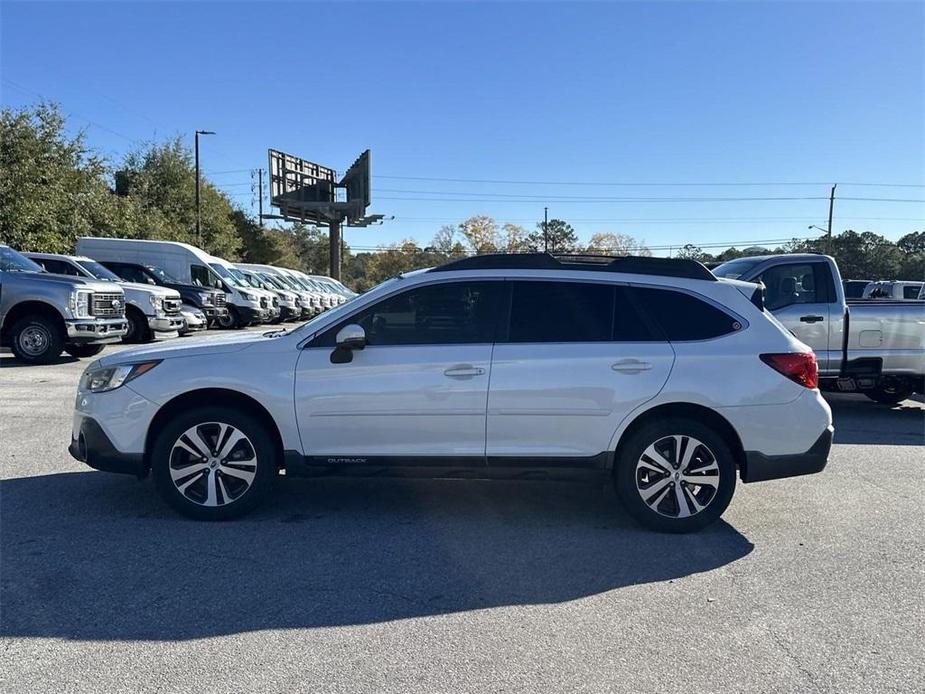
[122,307,151,343]
[151,406,277,520]
[63,343,105,359]
[216,306,240,329]
[865,380,914,405]
[614,417,737,533]
[9,315,64,365]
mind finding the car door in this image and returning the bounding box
[754,262,833,372]
[294,279,504,463]
[486,280,674,464]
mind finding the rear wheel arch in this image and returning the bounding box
[144,388,285,474]
[613,402,747,478]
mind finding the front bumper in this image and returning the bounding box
[149,314,185,333]
[239,305,270,324]
[69,416,146,477]
[200,306,229,319]
[742,427,833,483]
[280,306,300,321]
[65,318,128,343]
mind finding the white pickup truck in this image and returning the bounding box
[714,253,925,404]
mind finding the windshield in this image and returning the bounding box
[260,273,286,290]
[144,265,181,284]
[227,266,256,287]
[0,247,44,273]
[712,257,765,280]
[209,262,241,287]
[292,276,399,336]
[77,260,122,282]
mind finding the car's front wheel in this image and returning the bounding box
[151,406,277,520]
[614,418,736,533]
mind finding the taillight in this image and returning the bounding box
[759,352,818,389]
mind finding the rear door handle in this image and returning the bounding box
[444,365,485,379]
[611,359,652,374]
[800,315,825,323]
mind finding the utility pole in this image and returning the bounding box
[329,220,341,280]
[543,206,549,253]
[194,130,215,245]
[826,184,837,255]
[257,168,264,224]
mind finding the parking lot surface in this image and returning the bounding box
[1,336,923,693]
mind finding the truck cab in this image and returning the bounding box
[714,253,925,403]
[0,245,128,364]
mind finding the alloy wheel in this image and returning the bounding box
[635,435,720,519]
[169,422,258,507]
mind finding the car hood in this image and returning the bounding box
[119,281,179,298]
[8,271,120,294]
[98,331,266,365]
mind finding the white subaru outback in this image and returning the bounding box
[69,253,833,532]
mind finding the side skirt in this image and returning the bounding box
[283,451,610,483]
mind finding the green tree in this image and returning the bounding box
[674,243,714,263]
[528,218,578,253]
[116,137,240,258]
[0,103,128,252]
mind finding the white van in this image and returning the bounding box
[206,255,280,325]
[76,238,270,328]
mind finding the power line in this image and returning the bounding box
[373,174,925,188]
[2,78,141,145]
[376,195,924,204]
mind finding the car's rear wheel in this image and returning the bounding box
[865,378,914,405]
[151,406,277,520]
[614,418,736,533]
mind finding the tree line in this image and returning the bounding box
[1,103,921,291]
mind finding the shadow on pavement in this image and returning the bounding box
[0,471,753,642]
[0,354,80,368]
[826,394,925,446]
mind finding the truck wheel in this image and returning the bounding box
[216,306,240,329]
[122,307,151,343]
[151,406,277,520]
[614,418,736,533]
[63,344,106,359]
[9,316,64,365]
[865,379,914,405]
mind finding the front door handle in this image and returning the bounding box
[611,359,652,374]
[800,315,825,323]
[444,365,485,379]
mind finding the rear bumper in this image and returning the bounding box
[69,416,146,477]
[742,427,833,483]
[65,318,128,343]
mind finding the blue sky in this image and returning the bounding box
[2,1,923,255]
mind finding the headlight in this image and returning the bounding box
[198,292,213,306]
[149,295,164,310]
[240,291,257,302]
[69,290,93,318]
[80,361,161,393]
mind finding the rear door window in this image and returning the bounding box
[630,287,739,341]
[508,281,613,343]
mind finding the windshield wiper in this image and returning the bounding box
[262,328,289,338]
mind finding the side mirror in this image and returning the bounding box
[331,324,366,364]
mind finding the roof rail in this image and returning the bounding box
[429,252,716,281]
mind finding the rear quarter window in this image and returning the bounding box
[630,287,740,341]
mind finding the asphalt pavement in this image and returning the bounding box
[1,336,923,693]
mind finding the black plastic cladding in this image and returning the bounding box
[428,252,717,281]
